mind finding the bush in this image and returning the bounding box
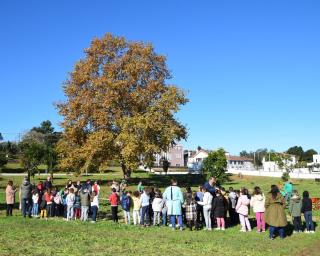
[281,171,290,182]
[0,152,8,169]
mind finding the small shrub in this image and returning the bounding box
[281,171,290,182]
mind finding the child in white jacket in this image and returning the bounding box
[197,188,213,230]
[250,186,266,232]
[152,192,163,226]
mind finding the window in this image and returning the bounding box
[176,154,181,159]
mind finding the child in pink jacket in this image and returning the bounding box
[236,188,252,232]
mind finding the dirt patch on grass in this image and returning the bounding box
[295,239,320,256]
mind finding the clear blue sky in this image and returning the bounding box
[1,0,319,154]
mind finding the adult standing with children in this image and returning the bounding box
[6,180,16,216]
[163,179,184,230]
[265,185,287,240]
[19,177,33,218]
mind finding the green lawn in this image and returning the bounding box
[0,169,319,255]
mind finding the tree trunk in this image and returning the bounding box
[121,162,127,179]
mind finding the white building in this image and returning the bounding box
[187,149,210,171]
[227,155,254,170]
[187,149,254,172]
[307,154,320,168]
[262,154,296,172]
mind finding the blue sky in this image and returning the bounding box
[1,0,319,154]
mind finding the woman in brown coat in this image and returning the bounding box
[265,185,287,240]
[6,180,16,216]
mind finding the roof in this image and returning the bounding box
[227,155,254,162]
[189,149,210,158]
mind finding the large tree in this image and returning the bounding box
[57,33,188,176]
[286,146,304,161]
[19,130,46,179]
[31,120,61,176]
[202,148,228,183]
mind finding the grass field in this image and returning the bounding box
[0,168,319,255]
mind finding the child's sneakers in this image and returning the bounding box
[214,227,221,231]
[310,230,315,233]
[221,228,225,231]
[304,230,310,234]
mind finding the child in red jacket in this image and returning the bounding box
[109,188,119,222]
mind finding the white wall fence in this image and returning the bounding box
[227,168,320,179]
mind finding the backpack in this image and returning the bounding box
[121,195,130,211]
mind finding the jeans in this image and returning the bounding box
[21,198,31,217]
[170,215,183,228]
[196,204,204,225]
[133,210,140,225]
[293,216,302,232]
[6,204,14,216]
[54,204,62,217]
[123,210,131,224]
[111,206,118,222]
[67,205,74,220]
[162,210,167,225]
[81,206,89,221]
[239,214,251,231]
[153,211,161,225]
[32,203,39,216]
[46,204,53,218]
[269,226,285,239]
[140,205,150,225]
[256,212,265,231]
[304,211,314,231]
[91,206,98,222]
[203,206,212,230]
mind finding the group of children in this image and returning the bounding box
[108,181,315,236]
[5,177,316,236]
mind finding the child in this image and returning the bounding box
[212,189,227,230]
[109,188,119,223]
[162,198,168,226]
[32,190,39,217]
[289,190,302,233]
[92,180,100,196]
[62,188,68,219]
[39,193,47,219]
[195,186,204,227]
[66,188,75,221]
[6,180,16,216]
[80,188,90,221]
[132,191,141,225]
[236,188,251,232]
[44,189,54,218]
[74,191,81,220]
[250,186,266,232]
[90,191,99,223]
[121,191,132,225]
[301,191,314,233]
[140,188,150,226]
[152,191,163,226]
[53,190,62,217]
[184,194,197,231]
[197,187,213,230]
[228,187,238,226]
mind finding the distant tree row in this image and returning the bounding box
[0,121,61,178]
[240,146,318,168]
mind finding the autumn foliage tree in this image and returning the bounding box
[57,33,188,176]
